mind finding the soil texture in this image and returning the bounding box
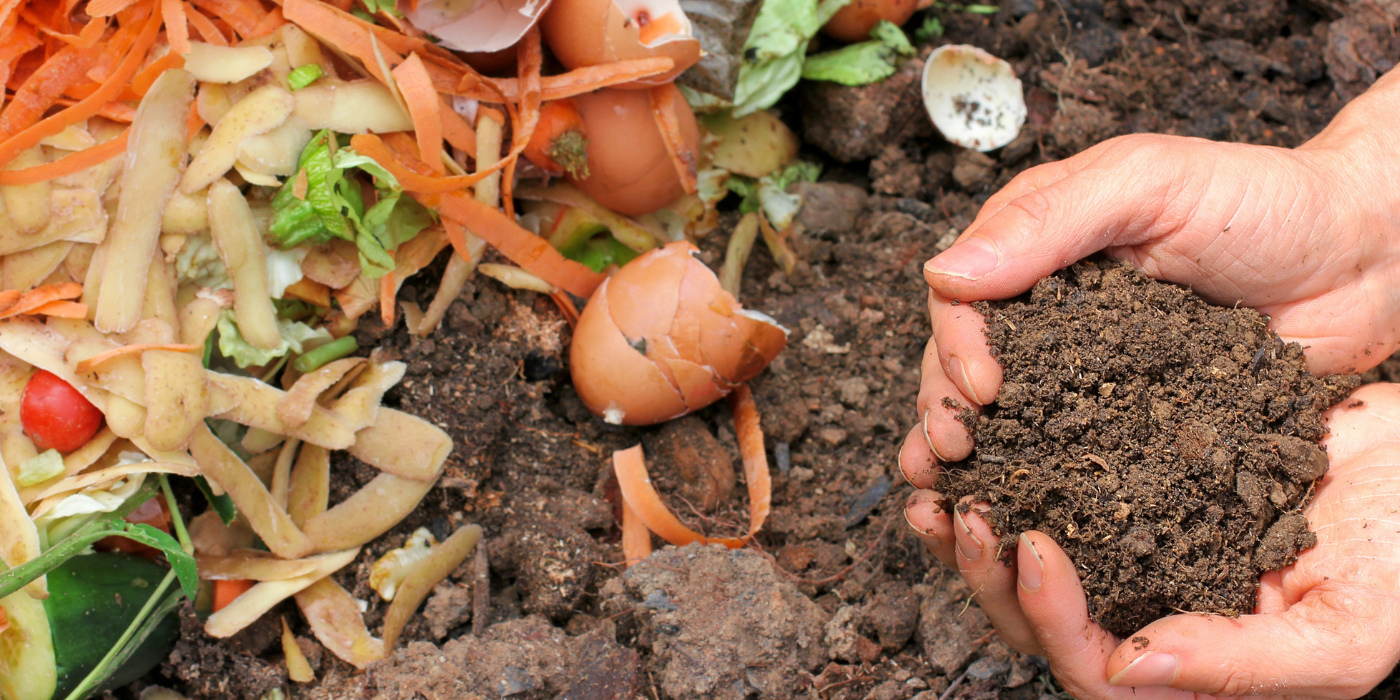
[937,260,1359,636]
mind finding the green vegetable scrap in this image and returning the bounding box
[914,14,944,42]
[287,63,324,90]
[731,0,851,116]
[726,160,822,229]
[802,20,916,86]
[216,311,332,369]
[270,130,436,279]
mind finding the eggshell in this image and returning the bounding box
[570,241,788,425]
[406,0,550,54]
[540,0,701,87]
[921,44,1026,151]
[569,86,701,217]
[821,0,918,44]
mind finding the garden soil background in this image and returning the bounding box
[136,1,1400,698]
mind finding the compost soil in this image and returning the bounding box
[936,260,1358,637]
[139,1,1400,698]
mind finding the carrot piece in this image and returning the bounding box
[648,84,698,195]
[28,300,87,318]
[0,282,82,319]
[130,50,183,97]
[184,4,228,45]
[502,26,543,220]
[186,0,262,39]
[442,219,475,263]
[391,52,443,174]
[0,289,22,314]
[0,22,41,64]
[283,0,432,58]
[439,96,477,156]
[727,384,772,537]
[0,0,159,167]
[0,43,104,136]
[379,269,395,327]
[213,578,255,612]
[349,132,496,193]
[613,444,746,549]
[248,6,284,38]
[522,98,587,178]
[548,290,579,329]
[163,0,189,53]
[453,57,675,102]
[74,342,203,373]
[86,0,139,17]
[619,496,652,567]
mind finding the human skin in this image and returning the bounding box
[899,65,1400,699]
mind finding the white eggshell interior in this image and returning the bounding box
[612,0,693,46]
[921,44,1027,152]
[406,0,551,53]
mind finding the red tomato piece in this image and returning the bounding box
[21,369,104,453]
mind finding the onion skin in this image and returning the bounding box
[821,0,918,43]
[570,241,787,426]
[569,86,700,216]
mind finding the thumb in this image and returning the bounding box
[924,134,1208,301]
[1104,583,1400,698]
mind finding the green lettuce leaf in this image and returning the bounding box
[287,64,324,91]
[216,311,332,368]
[802,20,916,86]
[731,0,850,116]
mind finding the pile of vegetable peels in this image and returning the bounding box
[0,0,966,694]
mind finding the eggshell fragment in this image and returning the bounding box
[406,0,552,54]
[541,0,700,87]
[821,0,918,44]
[570,86,700,216]
[921,44,1026,152]
[570,241,788,425]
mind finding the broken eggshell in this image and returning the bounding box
[921,44,1026,152]
[821,0,918,44]
[570,241,788,425]
[541,0,701,87]
[406,0,551,54]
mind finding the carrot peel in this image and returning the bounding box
[75,343,203,374]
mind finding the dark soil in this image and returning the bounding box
[134,0,1400,698]
[935,260,1359,637]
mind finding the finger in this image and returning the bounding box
[905,489,956,569]
[953,503,1042,655]
[1016,531,1191,700]
[917,335,978,463]
[1105,583,1400,697]
[899,422,939,489]
[930,290,1002,406]
[924,135,1197,302]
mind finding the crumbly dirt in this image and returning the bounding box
[139,0,1400,697]
[935,260,1359,636]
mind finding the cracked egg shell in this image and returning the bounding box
[569,85,700,217]
[570,241,788,425]
[821,0,919,44]
[406,0,551,54]
[540,0,700,88]
[921,44,1026,152]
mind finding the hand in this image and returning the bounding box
[906,382,1400,699]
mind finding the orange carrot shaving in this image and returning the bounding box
[727,384,772,536]
[637,11,684,44]
[391,52,443,174]
[130,50,184,97]
[0,289,23,315]
[186,0,263,39]
[0,43,103,136]
[0,22,41,65]
[548,290,579,329]
[0,128,126,184]
[439,96,477,155]
[248,5,283,38]
[350,132,496,193]
[163,0,189,53]
[648,84,698,195]
[502,26,543,219]
[442,218,476,264]
[453,57,675,102]
[184,4,228,45]
[0,283,85,319]
[379,269,395,327]
[0,0,159,167]
[213,579,255,612]
[86,0,139,17]
[619,497,652,567]
[28,300,88,318]
[74,342,203,374]
[613,444,746,549]
[283,0,433,58]
[522,98,587,178]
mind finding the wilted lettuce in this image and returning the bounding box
[802,21,916,85]
[731,0,850,116]
[216,311,332,368]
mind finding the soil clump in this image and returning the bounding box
[937,260,1358,637]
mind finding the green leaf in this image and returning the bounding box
[333,149,401,189]
[964,3,999,13]
[356,193,434,279]
[731,0,852,116]
[16,449,64,487]
[287,64,324,91]
[725,176,761,214]
[802,21,915,86]
[123,524,198,598]
[216,311,332,368]
[566,235,640,273]
[194,476,237,525]
[270,131,361,248]
[914,14,944,42]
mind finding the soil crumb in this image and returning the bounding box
[937,259,1358,637]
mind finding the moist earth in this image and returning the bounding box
[136,1,1400,698]
[935,260,1358,637]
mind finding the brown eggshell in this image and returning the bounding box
[821,0,918,43]
[570,277,689,425]
[540,0,701,87]
[569,86,701,217]
[569,241,788,425]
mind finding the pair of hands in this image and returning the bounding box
[901,67,1400,698]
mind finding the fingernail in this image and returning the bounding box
[922,409,950,462]
[1108,652,1180,688]
[925,237,1000,281]
[948,355,985,406]
[954,509,983,561]
[903,507,940,548]
[1018,533,1043,592]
